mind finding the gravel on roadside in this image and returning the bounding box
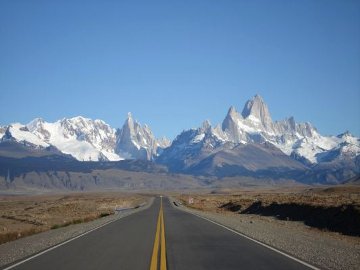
[0,198,154,268]
[172,199,360,270]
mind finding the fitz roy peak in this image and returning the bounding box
[0,114,170,161]
[158,95,359,182]
[241,94,274,131]
[220,95,359,164]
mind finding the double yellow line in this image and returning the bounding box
[150,197,167,270]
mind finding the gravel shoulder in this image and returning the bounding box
[172,199,360,270]
[0,197,154,268]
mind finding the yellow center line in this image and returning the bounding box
[160,201,167,270]
[150,204,161,270]
[150,197,167,270]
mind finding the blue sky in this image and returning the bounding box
[1,0,359,139]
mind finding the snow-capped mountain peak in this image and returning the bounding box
[25,116,120,161]
[241,94,274,131]
[115,113,170,160]
[157,137,172,148]
[27,117,45,131]
[161,95,359,167]
[200,120,211,133]
[0,94,358,176]
[2,123,50,148]
[0,113,169,162]
[222,106,247,143]
[227,106,239,118]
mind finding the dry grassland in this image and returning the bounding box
[177,185,360,236]
[0,192,147,244]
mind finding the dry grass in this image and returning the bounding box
[176,185,360,236]
[0,192,148,244]
[178,185,360,212]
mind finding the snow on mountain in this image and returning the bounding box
[0,126,7,140]
[219,95,360,164]
[156,120,230,171]
[157,137,172,149]
[1,123,50,148]
[25,117,120,161]
[314,132,360,163]
[0,94,357,171]
[161,94,359,168]
[115,113,169,160]
[272,122,360,164]
[222,106,265,143]
[241,94,274,132]
[0,114,169,161]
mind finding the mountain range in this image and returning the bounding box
[1,95,359,185]
[0,113,170,162]
[157,95,359,183]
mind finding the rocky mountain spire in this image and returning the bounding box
[222,106,240,130]
[241,94,273,130]
[115,113,168,160]
[221,106,246,143]
[201,120,211,132]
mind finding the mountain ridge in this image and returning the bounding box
[1,114,170,162]
[0,94,359,184]
[157,95,359,183]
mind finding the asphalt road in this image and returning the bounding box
[164,199,313,270]
[3,197,315,270]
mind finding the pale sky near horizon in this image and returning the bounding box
[1,0,359,139]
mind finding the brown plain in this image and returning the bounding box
[0,192,147,244]
[179,185,360,210]
[176,185,360,237]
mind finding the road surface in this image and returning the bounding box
[2,197,316,270]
